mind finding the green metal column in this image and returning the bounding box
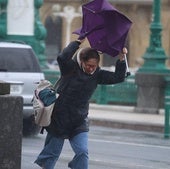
[135,0,170,114]
[164,77,170,139]
[138,0,168,73]
[0,0,7,38]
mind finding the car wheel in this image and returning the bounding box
[23,114,41,136]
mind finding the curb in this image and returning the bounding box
[89,103,135,113]
[89,118,164,133]
[89,103,164,133]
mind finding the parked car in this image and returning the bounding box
[0,41,45,136]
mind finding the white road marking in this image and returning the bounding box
[89,138,170,150]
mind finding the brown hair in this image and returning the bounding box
[79,47,100,62]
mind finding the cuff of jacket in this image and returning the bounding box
[75,40,82,45]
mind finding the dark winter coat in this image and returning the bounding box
[46,41,126,139]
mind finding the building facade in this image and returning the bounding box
[40,0,170,68]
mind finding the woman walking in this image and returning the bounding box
[35,38,127,169]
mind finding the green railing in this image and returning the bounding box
[90,75,137,105]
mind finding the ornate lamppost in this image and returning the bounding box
[138,0,168,73]
[135,0,170,114]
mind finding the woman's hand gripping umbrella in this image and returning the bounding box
[119,47,130,77]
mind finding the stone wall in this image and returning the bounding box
[0,96,23,169]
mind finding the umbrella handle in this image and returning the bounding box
[124,54,131,77]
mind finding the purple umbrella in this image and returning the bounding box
[73,0,132,57]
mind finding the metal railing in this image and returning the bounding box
[90,75,137,105]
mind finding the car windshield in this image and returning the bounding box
[0,47,41,72]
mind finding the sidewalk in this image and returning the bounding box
[89,103,165,133]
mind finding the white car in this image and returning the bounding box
[0,42,45,136]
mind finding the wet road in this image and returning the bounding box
[22,126,170,169]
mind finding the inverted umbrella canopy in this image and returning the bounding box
[73,0,132,57]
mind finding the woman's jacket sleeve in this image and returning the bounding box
[57,41,80,75]
[97,60,126,85]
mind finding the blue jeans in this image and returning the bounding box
[34,132,88,169]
